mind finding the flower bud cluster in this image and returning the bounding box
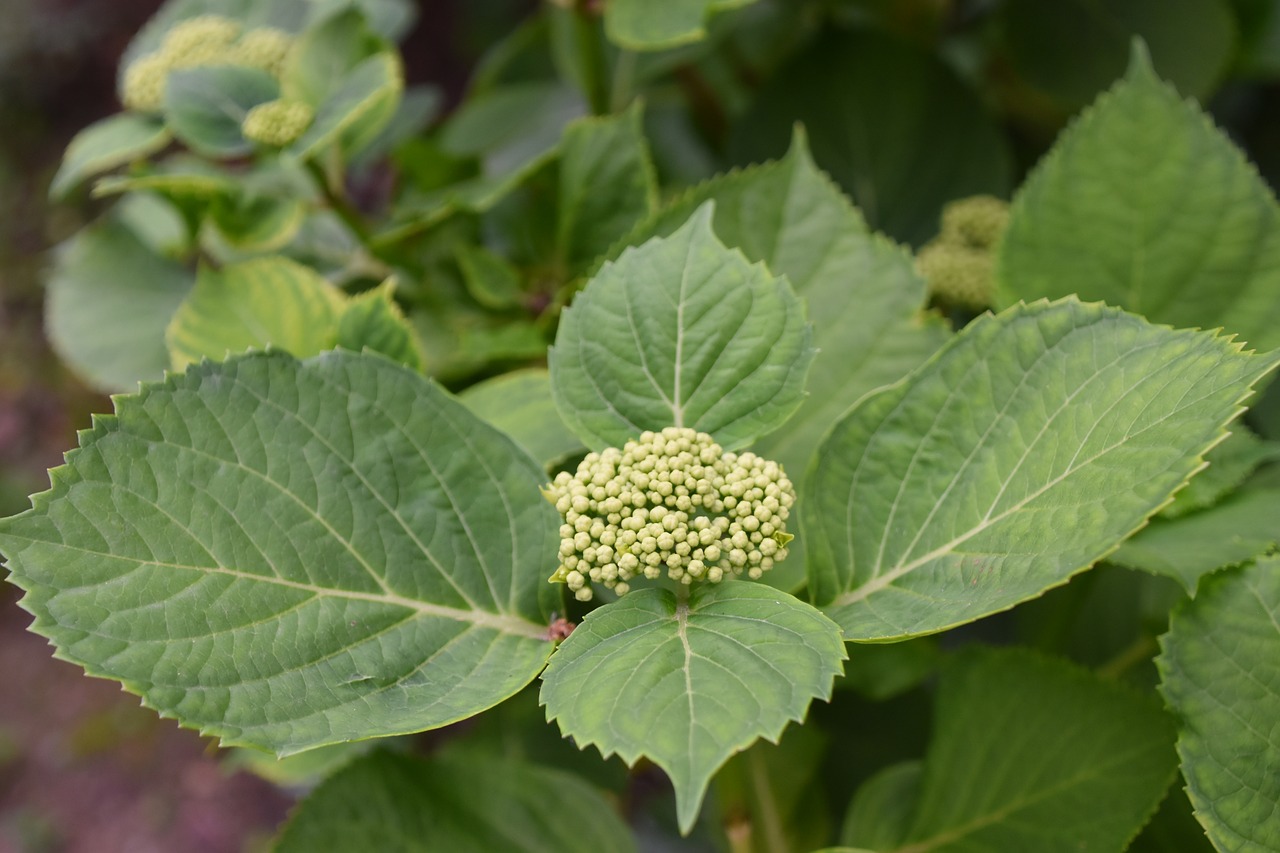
[917,195,1010,311]
[546,427,795,602]
[242,99,315,146]
[121,15,296,116]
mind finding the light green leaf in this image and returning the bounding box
[875,648,1177,852]
[282,8,379,107]
[840,761,921,851]
[275,750,635,852]
[456,243,524,310]
[46,217,194,392]
[164,65,280,158]
[50,113,171,199]
[807,298,1279,641]
[557,102,657,273]
[604,0,758,50]
[1160,427,1280,517]
[730,30,1012,246]
[618,130,949,591]
[550,203,815,450]
[0,351,559,753]
[206,194,307,253]
[440,82,585,178]
[1158,557,1280,852]
[1113,487,1280,593]
[92,159,239,201]
[459,369,585,470]
[116,192,191,258]
[166,256,345,370]
[540,581,845,834]
[335,283,424,371]
[999,0,1236,107]
[292,51,403,160]
[996,44,1280,353]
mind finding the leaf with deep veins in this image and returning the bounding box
[550,202,814,450]
[539,581,845,834]
[806,298,1279,641]
[0,350,561,754]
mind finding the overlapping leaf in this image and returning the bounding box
[997,43,1280,352]
[50,114,171,199]
[848,649,1177,851]
[459,369,584,470]
[604,0,757,50]
[1158,557,1280,851]
[0,351,560,754]
[617,131,948,590]
[46,216,194,392]
[550,203,814,450]
[540,581,845,834]
[806,298,1278,641]
[276,750,634,852]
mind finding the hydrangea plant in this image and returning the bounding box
[4,0,1280,849]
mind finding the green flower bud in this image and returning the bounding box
[917,242,994,311]
[940,195,1010,251]
[241,98,314,147]
[121,52,172,112]
[163,15,242,57]
[231,27,294,77]
[543,427,797,599]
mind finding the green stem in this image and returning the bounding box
[1097,634,1158,681]
[569,3,610,114]
[610,48,638,113]
[305,155,370,244]
[748,748,789,853]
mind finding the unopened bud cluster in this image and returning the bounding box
[121,15,301,143]
[546,427,795,602]
[917,195,1010,311]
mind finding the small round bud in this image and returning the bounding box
[940,195,1010,250]
[163,15,242,57]
[232,27,294,76]
[917,242,994,311]
[121,53,172,112]
[241,98,314,146]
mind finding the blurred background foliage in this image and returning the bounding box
[1,0,1278,849]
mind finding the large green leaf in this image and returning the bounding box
[604,0,757,50]
[840,761,921,851]
[730,29,1012,246]
[166,256,345,370]
[550,203,815,450]
[619,131,949,590]
[999,0,1236,107]
[996,44,1280,353]
[276,750,635,852]
[557,103,658,274]
[46,217,194,393]
[1111,487,1280,592]
[50,113,171,199]
[540,581,845,834]
[0,351,559,753]
[850,648,1177,852]
[459,369,584,470]
[806,298,1278,641]
[1158,557,1280,851]
[164,65,280,158]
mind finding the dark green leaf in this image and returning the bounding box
[1158,557,1280,851]
[275,750,635,852]
[459,369,585,470]
[996,44,1280,352]
[731,29,1012,246]
[0,351,559,753]
[806,298,1279,640]
[540,581,845,834]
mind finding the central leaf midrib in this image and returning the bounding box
[13,536,547,639]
